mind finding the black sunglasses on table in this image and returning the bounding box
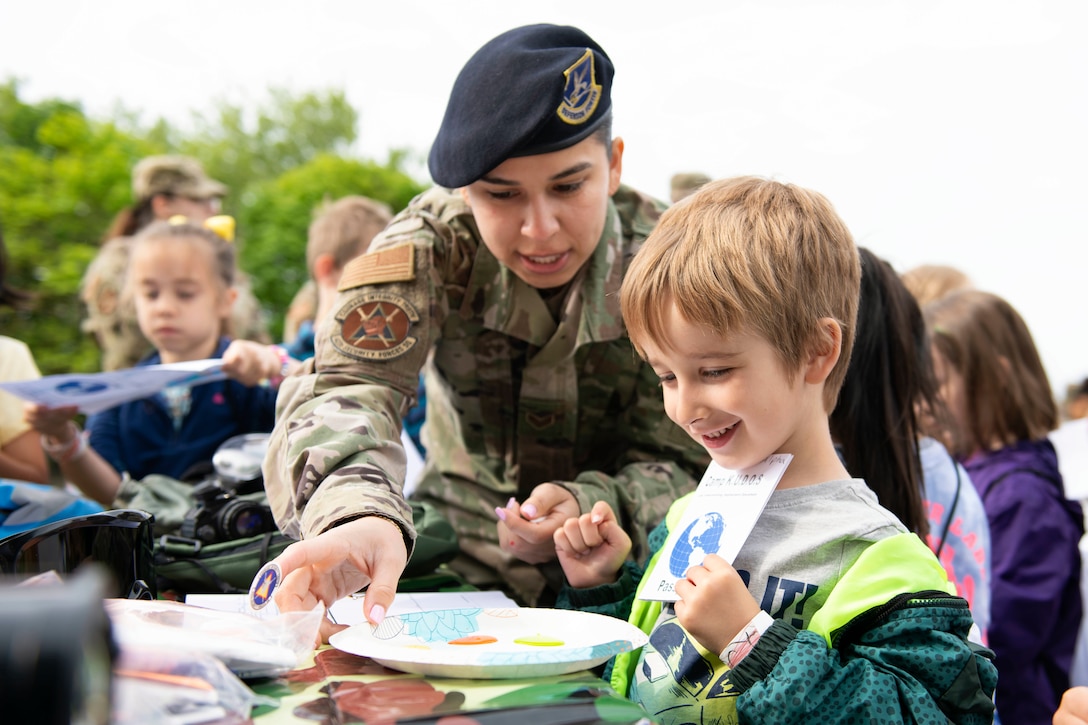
[0,509,156,600]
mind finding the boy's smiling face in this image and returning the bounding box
[640,303,832,479]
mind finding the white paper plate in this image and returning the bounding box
[329,607,648,679]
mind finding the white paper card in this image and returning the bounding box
[0,358,226,415]
[639,454,792,602]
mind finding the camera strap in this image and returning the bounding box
[154,531,292,595]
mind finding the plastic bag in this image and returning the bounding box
[104,598,323,679]
[112,645,276,724]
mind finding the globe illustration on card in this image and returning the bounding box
[668,512,726,577]
[56,380,109,395]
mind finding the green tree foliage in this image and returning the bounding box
[238,152,425,340]
[175,88,362,216]
[0,80,428,373]
[0,80,159,374]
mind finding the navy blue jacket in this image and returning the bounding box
[87,338,278,481]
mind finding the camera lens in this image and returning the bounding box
[214,500,274,540]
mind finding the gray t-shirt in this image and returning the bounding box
[631,478,907,725]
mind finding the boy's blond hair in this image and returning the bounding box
[620,176,860,409]
[306,196,393,274]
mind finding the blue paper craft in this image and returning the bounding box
[0,359,226,415]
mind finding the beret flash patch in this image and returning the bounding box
[557,49,602,125]
[331,292,420,361]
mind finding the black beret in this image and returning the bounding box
[428,24,614,188]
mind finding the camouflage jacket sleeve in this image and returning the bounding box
[263,188,466,548]
[264,362,413,548]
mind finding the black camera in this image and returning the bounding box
[178,434,277,544]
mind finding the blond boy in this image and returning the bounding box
[554,176,996,724]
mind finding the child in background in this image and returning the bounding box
[283,196,392,361]
[1065,377,1088,421]
[83,155,269,371]
[900,262,973,307]
[0,223,49,485]
[829,247,991,640]
[281,279,316,348]
[281,195,427,455]
[25,219,298,505]
[925,288,1083,725]
[554,177,996,723]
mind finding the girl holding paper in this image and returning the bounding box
[25,218,298,505]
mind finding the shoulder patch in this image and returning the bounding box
[338,244,415,291]
[329,292,420,362]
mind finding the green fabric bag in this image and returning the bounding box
[155,530,294,594]
[114,474,460,596]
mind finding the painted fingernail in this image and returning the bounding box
[522,503,538,518]
[495,506,507,521]
[591,513,603,524]
[369,604,386,625]
[506,497,516,508]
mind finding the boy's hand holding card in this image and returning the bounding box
[639,454,791,602]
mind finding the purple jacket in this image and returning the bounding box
[965,437,1084,725]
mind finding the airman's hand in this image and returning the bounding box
[496,483,580,565]
[268,516,408,644]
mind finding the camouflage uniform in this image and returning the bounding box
[266,185,710,605]
[81,237,151,371]
[81,236,271,371]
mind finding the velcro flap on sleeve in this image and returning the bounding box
[338,243,415,291]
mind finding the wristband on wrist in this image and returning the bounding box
[720,610,775,668]
[267,345,290,388]
[41,421,89,464]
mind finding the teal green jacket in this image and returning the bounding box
[559,493,998,723]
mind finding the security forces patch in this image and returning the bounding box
[331,292,420,361]
[557,49,602,125]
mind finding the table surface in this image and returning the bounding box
[248,646,654,724]
[173,577,654,723]
[248,644,652,722]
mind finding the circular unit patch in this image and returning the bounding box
[249,561,281,610]
[331,292,420,362]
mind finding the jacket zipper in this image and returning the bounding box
[831,589,967,652]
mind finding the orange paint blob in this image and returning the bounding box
[448,634,498,645]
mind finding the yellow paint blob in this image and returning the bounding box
[514,634,564,647]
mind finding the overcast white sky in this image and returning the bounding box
[1,0,1086,395]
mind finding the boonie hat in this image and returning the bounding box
[132,155,228,201]
[428,24,615,188]
[670,172,712,203]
